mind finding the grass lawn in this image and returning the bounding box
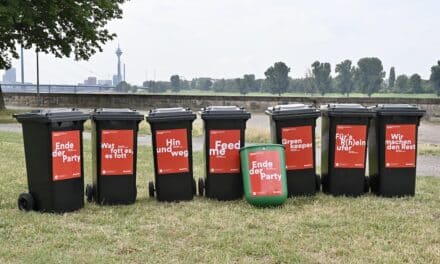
[0,131,439,263]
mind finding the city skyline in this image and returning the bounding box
[1,0,439,86]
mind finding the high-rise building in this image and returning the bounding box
[2,68,17,84]
[114,45,123,86]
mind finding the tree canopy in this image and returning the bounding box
[389,67,396,89]
[430,61,440,96]
[355,57,385,97]
[310,61,332,95]
[0,0,127,69]
[264,62,290,96]
[335,60,354,96]
[170,75,181,92]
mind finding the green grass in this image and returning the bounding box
[419,143,440,156]
[0,109,29,124]
[0,131,439,263]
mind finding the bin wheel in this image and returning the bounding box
[192,178,196,195]
[85,184,95,202]
[148,181,155,197]
[315,175,321,192]
[364,176,370,193]
[198,178,205,196]
[18,193,34,212]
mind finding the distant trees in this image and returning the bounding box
[355,57,385,97]
[264,62,290,96]
[135,58,436,96]
[409,74,422,93]
[430,61,440,96]
[395,75,409,92]
[335,60,354,97]
[389,67,396,89]
[170,75,181,92]
[311,61,332,95]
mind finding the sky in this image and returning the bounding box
[2,0,439,85]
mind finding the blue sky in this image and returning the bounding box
[2,0,439,85]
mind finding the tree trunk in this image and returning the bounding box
[0,84,5,110]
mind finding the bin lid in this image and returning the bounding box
[90,108,144,121]
[146,107,196,123]
[14,108,88,123]
[265,104,320,120]
[239,143,285,153]
[321,103,375,117]
[373,104,426,117]
[201,106,250,120]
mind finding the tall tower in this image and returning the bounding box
[116,45,123,84]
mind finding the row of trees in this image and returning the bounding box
[143,58,440,96]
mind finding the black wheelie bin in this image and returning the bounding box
[14,109,88,213]
[321,104,375,196]
[198,106,250,200]
[266,104,320,196]
[146,107,196,201]
[86,108,143,205]
[368,104,425,197]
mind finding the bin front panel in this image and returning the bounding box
[100,129,134,175]
[155,128,189,174]
[334,124,367,169]
[281,126,313,170]
[385,124,416,168]
[208,129,241,174]
[248,150,282,197]
[51,130,82,181]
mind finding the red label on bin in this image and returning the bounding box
[248,150,282,197]
[52,131,81,181]
[385,124,416,168]
[156,129,189,174]
[209,130,241,174]
[101,130,134,175]
[281,126,314,170]
[334,125,367,168]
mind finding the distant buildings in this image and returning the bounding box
[2,68,17,84]
[83,76,97,85]
[98,80,112,86]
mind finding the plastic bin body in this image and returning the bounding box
[201,106,250,200]
[147,108,196,201]
[368,104,425,197]
[321,104,374,196]
[266,104,320,196]
[90,109,143,205]
[240,144,287,206]
[15,109,87,213]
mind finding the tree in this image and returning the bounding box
[0,0,127,109]
[170,75,181,93]
[430,61,440,96]
[389,67,396,90]
[303,69,316,95]
[212,79,226,93]
[199,78,213,91]
[311,61,332,95]
[243,74,256,93]
[235,78,247,95]
[264,62,290,96]
[395,75,409,93]
[409,74,422,94]
[335,60,354,97]
[355,57,385,96]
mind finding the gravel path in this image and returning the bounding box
[2,114,439,177]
